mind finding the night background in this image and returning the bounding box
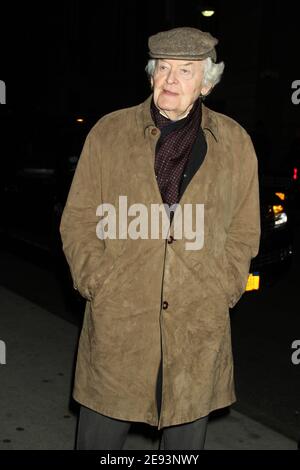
[0,0,300,452]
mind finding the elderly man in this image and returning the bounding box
[60,27,261,450]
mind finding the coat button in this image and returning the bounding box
[162,301,169,309]
[151,128,158,136]
[167,235,174,244]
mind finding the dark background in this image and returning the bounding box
[1,0,299,167]
[1,0,300,446]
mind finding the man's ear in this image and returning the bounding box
[150,76,154,89]
[200,84,212,97]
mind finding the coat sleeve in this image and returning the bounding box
[225,132,261,308]
[59,129,107,301]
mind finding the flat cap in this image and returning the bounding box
[148,26,218,62]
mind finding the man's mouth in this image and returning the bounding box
[162,89,179,96]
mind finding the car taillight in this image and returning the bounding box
[293,167,298,180]
[275,192,285,201]
[273,204,284,215]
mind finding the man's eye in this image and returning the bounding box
[159,65,167,71]
[180,69,190,74]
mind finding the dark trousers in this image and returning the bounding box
[76,405,208,450]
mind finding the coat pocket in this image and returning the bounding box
[212,253,248,309]
[87,252,116,301]
[208,254,232,306]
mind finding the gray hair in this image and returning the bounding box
[145,57,224,94]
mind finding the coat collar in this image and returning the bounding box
[140,94,219,142]
[201,102,219,142]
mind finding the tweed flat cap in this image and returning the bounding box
[148,26,218,62]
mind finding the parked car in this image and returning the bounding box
[247,181,293,291]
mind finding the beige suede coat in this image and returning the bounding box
[60,95,261,430]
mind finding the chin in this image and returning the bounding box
[157,96,178,111]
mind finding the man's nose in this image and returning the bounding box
[166,69,178,84]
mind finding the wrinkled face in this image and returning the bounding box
[151,59,211,120]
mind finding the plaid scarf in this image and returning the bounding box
[151,97,201,207]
